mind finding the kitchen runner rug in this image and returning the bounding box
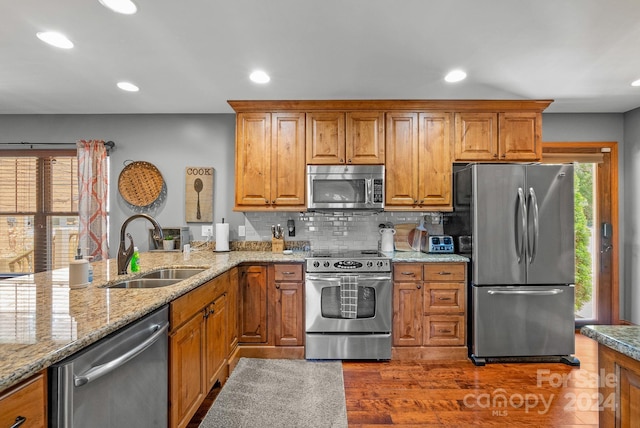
[199,357,348,428]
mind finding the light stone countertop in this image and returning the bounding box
[581,325,640,362]
[0,249,468,392]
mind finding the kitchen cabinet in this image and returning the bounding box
[306,111,384,164]
[385,112,452,210]
[238,265,268,344]
[227,267,239,354]
[169,272,229,428]
[234,112,306,210]
[270,264,304,346]
[392,262,467,359]
[454,112,541,161]
[598,344,640,427]
[0,371,46,428]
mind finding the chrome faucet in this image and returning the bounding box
[117,214,164,274]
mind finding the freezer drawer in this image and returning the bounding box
[472,285,575,358]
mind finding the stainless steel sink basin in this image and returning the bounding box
[140,268,206,280]
[106,278,182,289]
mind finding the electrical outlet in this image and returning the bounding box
[238,225,246,237]
[201,225,213,237]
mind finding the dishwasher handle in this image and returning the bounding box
[74,322,169,387]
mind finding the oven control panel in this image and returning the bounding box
[306,258,391,273]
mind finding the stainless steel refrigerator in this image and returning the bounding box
[447,163,579,366]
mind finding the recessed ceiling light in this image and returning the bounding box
[250,70,270,84]
[632,79,640,87]
[36,32,74,49]
[117,81,139,92]
[99,0,137,15]
[444,69,467,83]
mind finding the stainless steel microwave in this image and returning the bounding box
[307,165,384,211]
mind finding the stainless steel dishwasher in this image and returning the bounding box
[50,305,169,428]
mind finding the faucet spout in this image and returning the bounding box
[117,214,164,275]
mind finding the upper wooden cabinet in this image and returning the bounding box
[386,112,452,210]
[454,111,542,161]
[306,111,384,164]
[235,112,306,211]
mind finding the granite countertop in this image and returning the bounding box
[581,325,640,361]
[0,249,468,392]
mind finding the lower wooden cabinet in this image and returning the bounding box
[598,343,640,427]
[393,262,467,359]
[0,371,47,428]
[169,272,230,428]
[271,264,304,346]
[239,265,268,343]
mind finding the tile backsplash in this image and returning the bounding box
[243,211,445,251]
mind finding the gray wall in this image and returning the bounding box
[623,107,640,323]
[0,111,632,320]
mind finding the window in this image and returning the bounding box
[0,150,82,276]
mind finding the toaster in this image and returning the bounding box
[427,235,454,253]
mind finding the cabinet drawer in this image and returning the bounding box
[424,283,465,313]
[393,263,423,281]
[0,372,47,428]
[424,315,465,346]
[423,263,465,281]
[274,264,303,281]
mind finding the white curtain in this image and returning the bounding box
[77,140,109,261]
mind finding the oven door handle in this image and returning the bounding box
[306,275,391,281]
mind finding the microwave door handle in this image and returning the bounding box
[365,178,372,205]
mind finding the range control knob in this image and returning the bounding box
[323,261,330,268]
[313,261,320,268]
[366,261,373,268]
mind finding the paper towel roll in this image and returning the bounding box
[215,222,229,252]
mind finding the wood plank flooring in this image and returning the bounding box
[343,333,598,427]
[188,333,598,427]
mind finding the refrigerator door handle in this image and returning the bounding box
[528,187,539,264]
[487,289,564,296]
[516,187,527,263]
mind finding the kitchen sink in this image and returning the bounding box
[140,268,206,280]
[106,278,182,289]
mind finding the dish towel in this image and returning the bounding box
[340,275,358,319]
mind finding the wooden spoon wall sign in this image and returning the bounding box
[117,161,166,211]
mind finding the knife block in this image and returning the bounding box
[271,237,284,253]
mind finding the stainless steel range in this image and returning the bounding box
[305,249,392,360]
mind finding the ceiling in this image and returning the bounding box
[2,0,640,115]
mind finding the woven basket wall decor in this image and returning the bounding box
[117,161,165,208]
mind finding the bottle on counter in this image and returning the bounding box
[69,248,89,288]
[130,247,140,273]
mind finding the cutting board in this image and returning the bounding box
[393,223,417,251]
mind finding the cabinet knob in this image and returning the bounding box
[340,158,344,163]
[501,154,506,158]
[348,159,352,163]
[493,153,499,158]
[275,284,280,289]
[413,200,418,204]
[272,200,275,204]
[265,198,269,203]
[417,284,422,289]
[419,199,424,205]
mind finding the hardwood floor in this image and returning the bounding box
[343,333,598,427]
[188,333,598,427]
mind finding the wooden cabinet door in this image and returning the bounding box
[204,294,227,391]
[619,365,640,427]
[424,283,465,314]
[454,112,498,161]
[346,111,385,164]
[393,281,423,346]
[0,372,47,428]
[271,113,306,207]
[385,112,418,207]
[423,315,465,346]
[498,112,541,160]
[274,281,304,346]
[239,266,268,343]
[170,313,205,428]
[227,267,239,353]
[417,112,452,207]
[306,112,345,164]
[235,112,271,207]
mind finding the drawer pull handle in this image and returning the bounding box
[438,297,452,301]
[438,271,452,275]
[439,329,452,333]
[401,272,415,276]
[282,271,295,275]
[11,416,27,428]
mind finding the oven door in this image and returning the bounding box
[305,273,392,333]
